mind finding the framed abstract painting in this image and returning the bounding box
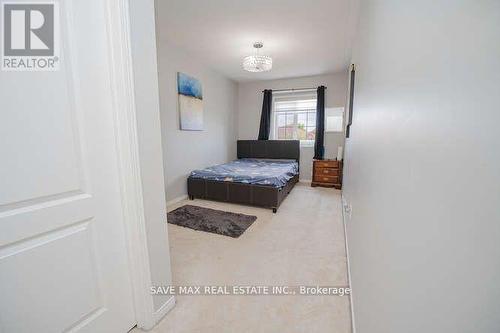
[177,72,203,131]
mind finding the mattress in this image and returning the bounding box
[189,158,299,187]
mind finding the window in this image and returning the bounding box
[272,95,317,146]
[325,107,345,132]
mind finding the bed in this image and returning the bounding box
[187,140,300,212]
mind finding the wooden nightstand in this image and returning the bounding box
[311,159,342,189]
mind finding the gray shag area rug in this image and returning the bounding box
[167,205,257,238]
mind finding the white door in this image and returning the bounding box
[0,0,136,332]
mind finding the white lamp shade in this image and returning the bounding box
[242,55,273,72]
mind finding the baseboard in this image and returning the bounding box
[166,194,188,207]
[341,194,356,333]
[151,296,176,327]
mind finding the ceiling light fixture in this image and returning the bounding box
[242,42,272,73]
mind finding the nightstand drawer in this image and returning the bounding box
[311,159,342,189]
[313,175,339,184]
[314,168,339,176]
[315,160,340,168]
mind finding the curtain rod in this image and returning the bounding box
[262,87,326,93]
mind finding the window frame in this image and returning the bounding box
[270,92,317,147]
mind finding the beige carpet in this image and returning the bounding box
[138,183,351,333]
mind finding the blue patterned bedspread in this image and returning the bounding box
[189,158,299,187]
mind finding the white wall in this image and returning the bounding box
[155,25,238,201]
[129,0,173,312]
[343,1,500,332]
[237,74,348,180]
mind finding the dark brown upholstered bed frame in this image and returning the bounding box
[187,140,300,213]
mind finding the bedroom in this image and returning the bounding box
[2,0,499,332]
[153,0,353,331]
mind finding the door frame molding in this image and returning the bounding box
[103,0,166,329]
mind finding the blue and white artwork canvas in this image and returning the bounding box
[177,72,203,130]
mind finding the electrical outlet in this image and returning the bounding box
[342,197,352,220]
[346,204,352,219]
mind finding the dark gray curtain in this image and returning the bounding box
[314,86,326,159]
[258,89,272,140]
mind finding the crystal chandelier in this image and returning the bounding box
[242,42,272,72]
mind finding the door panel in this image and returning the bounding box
[0,0,136,332]
[0,221,102,333]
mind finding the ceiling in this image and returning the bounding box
[155,0,358,82]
